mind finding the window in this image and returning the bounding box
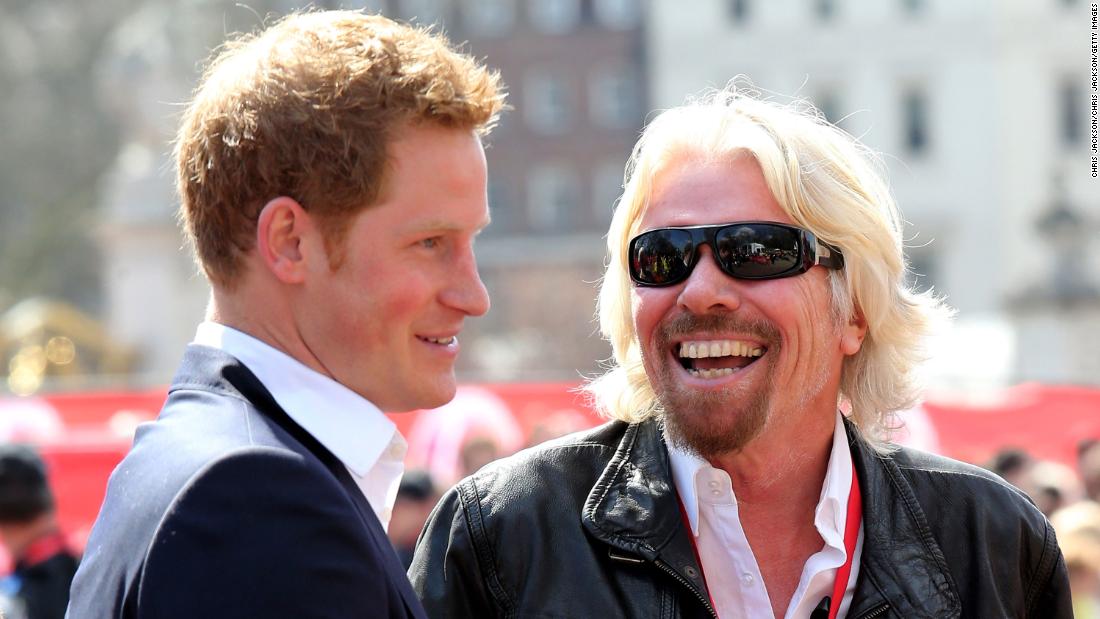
[461,0,515,36]
[905,248,938,294]
[593,0,641,30]
[485,177,517,235]
[901,0,925,15]
[729,0,750,23]
[588,66,642,129]
[592,159,626,222]
[815,0,837,21]
[529,0,581,34]
[815,90,841,126]
[527,164,580,232]
[901,88,929,155]
[525,70,573,134]
[1058,79,1082,149]
[399,0,443,25]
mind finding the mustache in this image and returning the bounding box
[654,312,781,348]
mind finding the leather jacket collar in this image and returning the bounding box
[581,419,962,619]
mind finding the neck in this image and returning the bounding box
[207,287,331,380]
[707,411,838,618]
[709,409,836,514]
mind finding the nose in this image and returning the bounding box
[677,245,742,315]
[443,245,491,317]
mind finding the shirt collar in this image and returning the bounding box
[192,321,398,478]
[666,410,853,543]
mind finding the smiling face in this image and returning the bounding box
[632,155,865,458]
[298,125,491,412]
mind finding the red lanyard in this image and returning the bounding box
[678,461,862,619]
[829,461,863,619]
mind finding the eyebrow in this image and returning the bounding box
[403,213,492,235]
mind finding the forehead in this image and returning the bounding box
[638,156,792,231]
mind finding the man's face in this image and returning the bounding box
[299,125,490,412]
[631,155,864,458]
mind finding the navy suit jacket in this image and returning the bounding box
[67,345,428,619]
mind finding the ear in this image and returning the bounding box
[255,197,316,284]
[840,308,868,356]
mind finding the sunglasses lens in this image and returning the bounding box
[714,224,802,278]
[630,229,693,285]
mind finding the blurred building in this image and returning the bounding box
[383,0,647,380]
[646,0,1098,388]
[95,0,645,382]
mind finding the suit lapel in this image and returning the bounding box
[175,345,427,619]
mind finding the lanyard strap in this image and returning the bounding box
[829,461,863,619]
[679,461,863,619]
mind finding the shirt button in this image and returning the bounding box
[711,489,722,497]
[708,480,720,488]
[741,572,754,585]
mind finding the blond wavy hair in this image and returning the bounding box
[584,86,951,447]
[175,10,506,288]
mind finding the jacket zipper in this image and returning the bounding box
[854,603,890,619]
[653,559,718,619]
[652,555,888,619]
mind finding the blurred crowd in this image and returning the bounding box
[0,419,1097,618]
[392,425,1100,618]
[988,440,1100,618]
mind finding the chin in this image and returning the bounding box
[411,378,458,411]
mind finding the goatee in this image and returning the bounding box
[650,312,780,460]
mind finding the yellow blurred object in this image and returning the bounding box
[0,298,136,394]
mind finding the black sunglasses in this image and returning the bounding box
[628,221,844,287]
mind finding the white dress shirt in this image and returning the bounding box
[193,321,407,531]
[668,411,863,619]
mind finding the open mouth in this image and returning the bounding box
[418,335,457,346]
[676,339,765,379]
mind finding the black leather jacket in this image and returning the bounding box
[410,419,1070,618]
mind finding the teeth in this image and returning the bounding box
[687,367,737,379]
[425,336,455,345]
[678,340,764,359]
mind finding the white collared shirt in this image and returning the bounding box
[192,321,407,531]
[667,411,863,619]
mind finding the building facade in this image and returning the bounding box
[646,0,1098,388]
[97,0,647,382]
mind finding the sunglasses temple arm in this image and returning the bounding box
[812,238,845,269]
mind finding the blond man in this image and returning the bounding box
[410,89,1070,618]
[68,11,504,618]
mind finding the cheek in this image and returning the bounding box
[631,288,667,345]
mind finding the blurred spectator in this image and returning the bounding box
[459,436,502,480]
[1052,501,1100,618]
[407,387,523,486]
[0,444,78,619]
[1023,460,1083,517]
[388,470,439,570]
[986,447,1034,490]
[1079,439,1100,502]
